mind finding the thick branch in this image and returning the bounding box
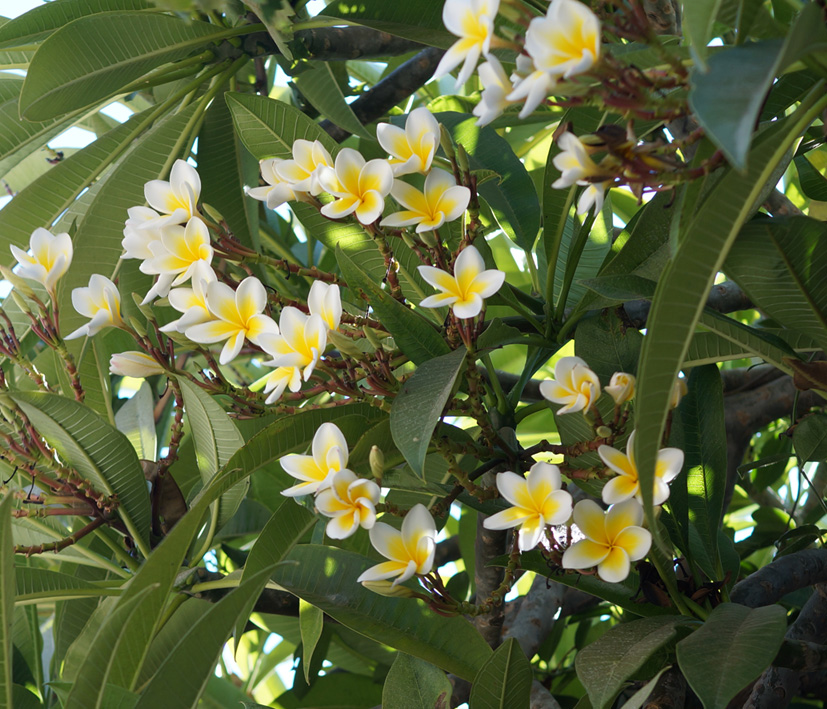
[643,667,686,709]
[473,516,508,648]
[320,46,445,142]
[731,549,827,608]
[243,27,424,61]
[503,575,565,659]
[623,281,753,329]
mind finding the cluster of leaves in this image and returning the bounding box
[0,0,825,708]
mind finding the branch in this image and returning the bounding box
[472,515,508,648]
[242,27,424,61]
[731,549,827,608]
[642,666,686,709]
[320,46,445,142]
[502,575,566,658]
[531,681,563,709]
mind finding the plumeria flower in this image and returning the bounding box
[144,159,201,225]
[259,307,327,382]
[670,376,688,409]
[141,216,214,303]
[318,148,394,225]
[576,182,609,216]
[109,351,165,378]
[605,372,635,405]
[380,168,470,233]
[598,431,684,506]
[122,206,175,261]
[315,469,381,540]
[507,62,557,118]
[10,227,73,294]
[539,356,601,415]
[159,261,216,334]
[275,139,333,196]
[280,422,349,497]
[185,276,278,365]
[474,57,515,126]
[552,132,603,189]
[308,280,342,331]
[417,245,505,319]
[65,274,124,340]
[246,158,298,209]
[434,0,500,88]
[261,365,302,405]
[483,462,573,551]
[524,0,601,81]
[562,499,652,583]
[376,108,440,176]
[357,503,437,587]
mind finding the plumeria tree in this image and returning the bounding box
[0,0,826,707]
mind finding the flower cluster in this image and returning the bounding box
[279,423,437,587]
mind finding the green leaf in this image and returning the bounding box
[226,91,339,160]
[724,216,827,352]
[576,617,683,709]
[633,88,827,529]
[336,246,449,365]
[63,585,158,709]
[19,13,226,120]
[668,366,726,579]
[14,568,119,604]
[391,346,466,476]
[793,413,827,462]
[0,494,14,709]
[133,566,278,709]
[383,653,453,709]
[271,545,492,681]
[580,274,657,303]
[320,0,454,48]
[439,113,540,250]
[299,600,325,683]
[0,76,78,177]
[676,603,787,709]
[295,62,371,139]
[10,391,151,556]
[469,638,531,709]
[198,91,260,250]
[513,551,673,618]
[0,0,151,48]
[619,667,671,709]
[114,381,156,460]
[574,310,643,383]
[795,155,827,202]
[681,0,723,69]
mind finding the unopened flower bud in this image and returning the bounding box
[360,579,418,598]
[669,377,688,410]
[595,425,612,439]
[10,290,33,316]
[109,352,165,378]
[604,372,635,406]
[456,143,471,176]
[439,124,456,164]
[369,445,385,480]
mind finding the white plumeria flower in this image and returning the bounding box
[280,422,349,497]
[318,148,394,225]
[376,107,440,176]
[525,0,601,81]
[417,245,505,319]
[308,280,342,331]
[259,306,327,383]
[562,499,651,583]
[10,227,73,294]
[507,65,557,118]
[599,431,684,506]
[65,274,124,340]
[262,365,302,405]
[670,376,688,409]
[552,132,602,189]
[109,351,165,378]
[121,206,174,261]
[143,159,201,225]
[576,182,608,216]
[141,216,214,303]
[483,462,573,551]
[159,261,216,334]
[380,168,470,233]
[539,356,601,415]
[315,468,381,540]
[473,57,514,126]
[434,0,500,88]
[275,139,333,196]
[185,276,278,365]
[604,372,635,405]
[357,503,437,587]
[246,158,298,209]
